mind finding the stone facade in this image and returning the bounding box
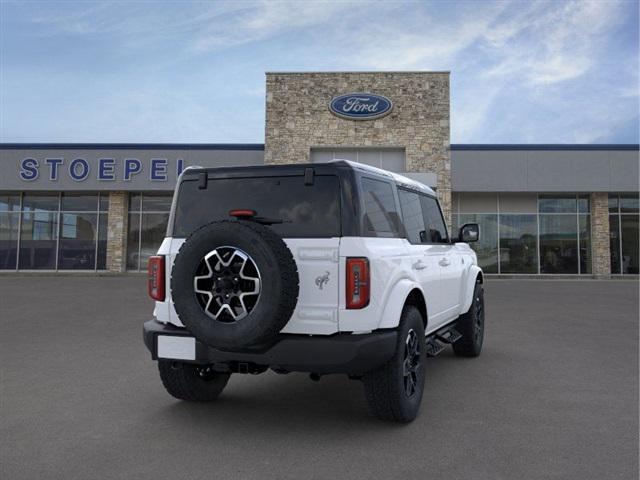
[264,72,452,225]
[590,192,611,277]
[106,191,129,272]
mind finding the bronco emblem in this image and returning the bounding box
[315,271,330,290]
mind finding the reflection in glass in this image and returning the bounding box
[577,195,590,214]
[140,213,170,270]
[57,213,97,269]
[609,215,621,274]
[19,211,58,269]
[620,215,639,274]
[620,194,639,214]
[97,213,108,270]
[0,193,21,212]
[538,196,577,213]
[22,193,59,212]
[608,195,619,213]
[398,189,426,244]
[142,194,173,212]
[454,214,498,273]
[579,215,591,274]
[539,215,578,274]
[127,213,141,270]
[99,193,109,212]
[129,193,141,212]
[499,214,537,273]
[0,212,19,269]
[61,193,98,212]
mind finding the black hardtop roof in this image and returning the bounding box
[182,160,436,195]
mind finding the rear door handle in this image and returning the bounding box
[412,260,427,270]
[439,257,451,267]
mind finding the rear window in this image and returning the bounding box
[173,175,341,238]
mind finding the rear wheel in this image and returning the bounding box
[363,305,426,423]
[158,360,230,402]
[453,282,484,357]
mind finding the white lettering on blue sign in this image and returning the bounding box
[20,158,39,181]
[177,159,184,177]
[150,158,168,181]
[69,158,90,181]
[329,93,393,120]
[124,159,142,181]
[98,158,116,180]
[45,158,64,181]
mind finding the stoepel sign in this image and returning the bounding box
[329,93,393,120]
[19,157,185,182]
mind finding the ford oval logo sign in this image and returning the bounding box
[329,93,393,120]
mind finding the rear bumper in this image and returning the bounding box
[143,319,397,375]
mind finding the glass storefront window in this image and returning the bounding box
[539,215,578,274]
[454,213,498,273]
[61,193,99,211]
[127,193,173,271]
[610,215,621,274]
[577,195,590,214]
[140,213,170,267]
[58,193,106,270]
[19,211,59,269]
[22,193,59,212]
[499,214,537,274]
[142,194,173,212]
[0,192,21,212]
[609,194,640,274]
[0,212,19,269]
[620,194,639,214]
[1,192,108,270]
[579,215,591,274]
[538,196,577,213]
[620,215,639,274]
[58,212,98,270]
[127,213,141,270]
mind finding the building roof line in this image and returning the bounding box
[0,143,266,151]
[265,71,451,74]
[0,143,637,151]
[450,144,639,151]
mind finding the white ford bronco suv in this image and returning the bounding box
[143,160,484,422]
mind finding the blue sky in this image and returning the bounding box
[1,0,638,144]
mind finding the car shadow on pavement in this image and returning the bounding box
[146,352,464,435]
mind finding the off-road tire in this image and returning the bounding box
[363,305,426,423]
[452,282,484,357]
[158,360,230,402]
[171,220,299,350]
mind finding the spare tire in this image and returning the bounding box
[171,220,299,350]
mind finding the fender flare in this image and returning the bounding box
[378,279,426,330]
[459,265,483,314]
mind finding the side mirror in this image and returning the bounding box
[458,223,479,243]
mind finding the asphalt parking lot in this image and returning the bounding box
[1,276,638,480]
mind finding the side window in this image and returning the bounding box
[420,195,449,243]
[398,189,427,244]
[361,177,401,237]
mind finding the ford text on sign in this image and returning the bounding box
[329,93,393,120]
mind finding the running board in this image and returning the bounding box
[425,324,462,357]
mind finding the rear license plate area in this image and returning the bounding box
[157,335,196,360]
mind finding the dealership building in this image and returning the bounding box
[0,72,638,276]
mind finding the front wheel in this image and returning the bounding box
[363,305,426,423]
[158,361,231,401]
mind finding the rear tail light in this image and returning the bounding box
[346,257,369,309]
[148,255,165,301]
